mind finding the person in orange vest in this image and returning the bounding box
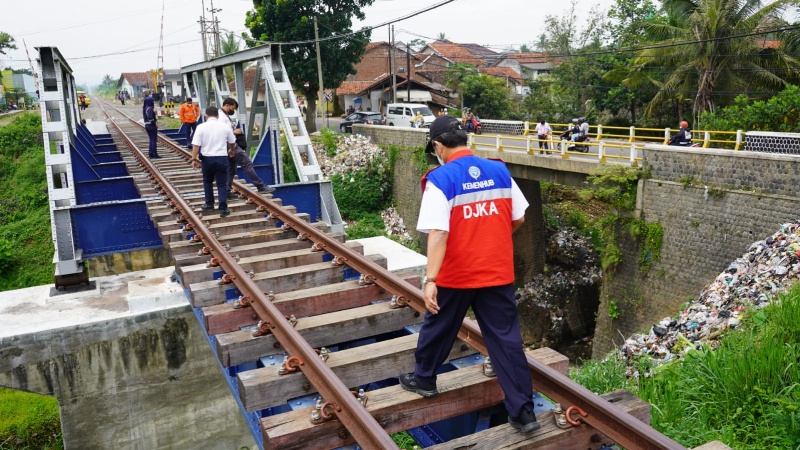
[179,97,200,149]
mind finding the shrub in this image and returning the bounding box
[698,85,800,133]
[345,213,385,240]
[319,128,337,157]
[0,113,42,158]
[330,153,392,220]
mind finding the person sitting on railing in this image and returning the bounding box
[668,120,693,146]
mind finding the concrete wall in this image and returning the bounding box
[593,146,800,357]
[0,306,253,449]
[87,247,173,277]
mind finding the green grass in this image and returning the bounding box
[572,283,800,449]
[0,388,62,449]
[0,114,53,291]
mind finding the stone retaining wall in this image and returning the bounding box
[593,147,800,357]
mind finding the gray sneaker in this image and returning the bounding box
[257,185,276,194]
[398,372,438,398]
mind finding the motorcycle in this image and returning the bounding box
[465,116,482,134]
[559,126,590,152]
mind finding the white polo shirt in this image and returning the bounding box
[191,117,235,157]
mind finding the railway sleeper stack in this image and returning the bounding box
[98,101,691,450]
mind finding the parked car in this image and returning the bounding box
[386,103,434,127]
[339,111,384,133]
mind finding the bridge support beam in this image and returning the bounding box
[0,303,253,449]
[513,178,546,285]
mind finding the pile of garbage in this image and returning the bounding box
[315,133,385,177]
[515,229,603,360]
[620,222,800,373]
[381,207,413,244]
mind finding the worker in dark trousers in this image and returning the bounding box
[142,92,159,158]
[220,98,275,194]
[398,115,540,433]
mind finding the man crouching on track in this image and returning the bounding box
[190,105,236,218]
[398,115,541,433]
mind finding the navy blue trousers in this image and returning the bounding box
[414,283,534,417]
[145,124,158,157]
[184,122,197,148]
[201,156,228,210]
[227,147,266,191]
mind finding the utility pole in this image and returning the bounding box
[406,42,411,103]
[391,25,397,103]
[314,16,326,129]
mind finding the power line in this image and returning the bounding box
[236,0,457,46]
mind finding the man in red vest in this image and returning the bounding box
[398,115,540,433]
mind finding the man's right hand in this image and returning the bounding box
[423,283,439,314]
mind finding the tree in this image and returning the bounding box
[0,32,16,56]
[519,43,533,53]
[95,74,118,96]
[220,32,241,86]
[436,32,447,41]
[443,63,478,110]
[633,0,800,121]
[409,38,427,52]
[462,73,513,119]
[245,0,374,132]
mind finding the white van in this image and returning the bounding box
[386,103,435,128]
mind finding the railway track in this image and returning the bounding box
[96,98,686,450]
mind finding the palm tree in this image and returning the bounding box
[632,0,800,121]
[220,33,240,86]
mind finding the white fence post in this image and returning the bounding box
[598,141,605,163]
[526,135,532,155]
[664,128,671,145]
[496,135,503,152]
[629,126,636,142]
[735,130,743,150]
[630,144,638,167]
[703,131,711,148]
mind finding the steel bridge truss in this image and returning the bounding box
[37,47,162,288]
[180,45,342,233]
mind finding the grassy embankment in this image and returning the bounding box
[0,113,62,448]
[572,284,800,450]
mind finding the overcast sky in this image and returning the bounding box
[0,0,614,87]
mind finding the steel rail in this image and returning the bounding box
[98,101,399,450]
[100,99,685,450]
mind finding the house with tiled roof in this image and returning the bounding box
[117,72,153,99]
[492,52,556,82]
[418,40,498,67]
[337,41,456,114]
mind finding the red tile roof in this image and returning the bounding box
[337,80,379,95]
[426,43,487,66]
[118,72,152,88]
[500,52,550,64]
[479,67,524,85]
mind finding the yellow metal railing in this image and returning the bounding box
[467,133,644,167]
[522,121,744,150]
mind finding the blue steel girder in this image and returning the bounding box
[68,199,162,257]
